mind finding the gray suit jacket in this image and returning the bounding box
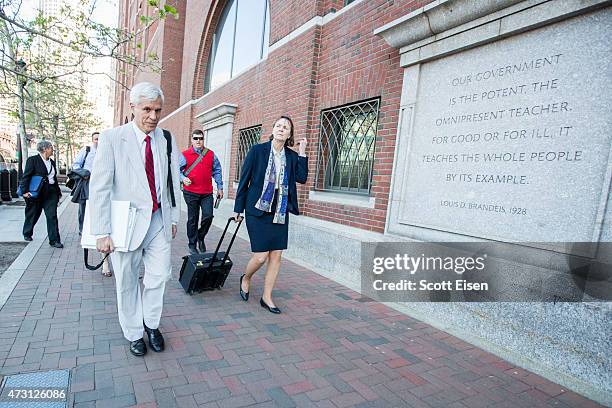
[89,123,181,250]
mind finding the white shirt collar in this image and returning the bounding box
[271,143,284,156]
[132,122,156,142]
[39,153,50,162]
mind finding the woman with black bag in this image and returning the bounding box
[233,116,308,314]
[21,140,63,248]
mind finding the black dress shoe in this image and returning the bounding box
[260,298,281,314]
[188,245,199,255]
[129,338,147,356]
[198,239,206,253]
[49,242,64,248]
[24,236,33,242]
[144,323,165,352]
[239,275,249,301]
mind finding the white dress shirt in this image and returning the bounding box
[272,144,283,190]
[132,122,161,204]
[72,145,97,171]
[40,153,55,184]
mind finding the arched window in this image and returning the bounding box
[205,0,270,92]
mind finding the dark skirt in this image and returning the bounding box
[245,192,289,252]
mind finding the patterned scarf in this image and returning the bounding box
[255,144,289,224]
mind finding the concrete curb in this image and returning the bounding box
[0,197,72,311]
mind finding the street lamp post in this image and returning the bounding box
[51,114,60,170]
[15,129,21,179]
[15,59,28,181]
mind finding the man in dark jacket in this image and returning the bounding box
[21,140,63,248]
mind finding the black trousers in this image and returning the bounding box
[23,191,61,244]
[183,191,213,248]
[78,200,87,234]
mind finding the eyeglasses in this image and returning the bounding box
[192,137,204,140]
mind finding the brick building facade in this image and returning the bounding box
[114,1,612,401]
[114,0,430,234]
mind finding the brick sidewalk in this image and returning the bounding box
[0,203,603,408]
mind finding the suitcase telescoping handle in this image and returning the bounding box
[209,216,243,268]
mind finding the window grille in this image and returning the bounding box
[315,98,380,194]
[235,125,262,182]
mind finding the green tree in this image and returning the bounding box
[25,78,102,170]
[0,0,179,174]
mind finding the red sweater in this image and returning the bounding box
[182,148,214,195]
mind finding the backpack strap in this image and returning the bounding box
[84,146,90,163]
[162,129,176,207]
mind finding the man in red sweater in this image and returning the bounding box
[179,129,224,254]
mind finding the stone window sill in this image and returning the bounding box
[308,190,376,209]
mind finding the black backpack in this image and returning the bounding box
[162,129,176,207]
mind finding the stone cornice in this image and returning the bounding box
[374,0,611,67]
[373,0,524,49]
[194,103,238,130]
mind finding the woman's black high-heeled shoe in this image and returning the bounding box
[260,298,281,314]
[239,275,249,301]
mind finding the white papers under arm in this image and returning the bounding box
[81,200,134,252]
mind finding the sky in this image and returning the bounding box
[12,0,121,131]
[91,0,119,27]
[18,0,119,27]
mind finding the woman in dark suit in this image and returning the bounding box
[21,140,63,248]
[233,116,308,314]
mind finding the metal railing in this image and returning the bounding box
[235,125,262,182]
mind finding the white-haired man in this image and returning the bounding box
[89,82,181,356]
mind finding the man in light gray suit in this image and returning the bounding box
[89,82,181,357]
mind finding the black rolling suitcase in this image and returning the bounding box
[179,217,243,295]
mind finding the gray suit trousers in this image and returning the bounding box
[110,210,171,341]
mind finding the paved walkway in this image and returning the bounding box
[0,202,603,407]
[0,198,41,242]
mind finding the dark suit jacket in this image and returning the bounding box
[20,154,62,199]
[234,141,308,216]
[69,168,91,203]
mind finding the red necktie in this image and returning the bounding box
[144,135,159,213]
